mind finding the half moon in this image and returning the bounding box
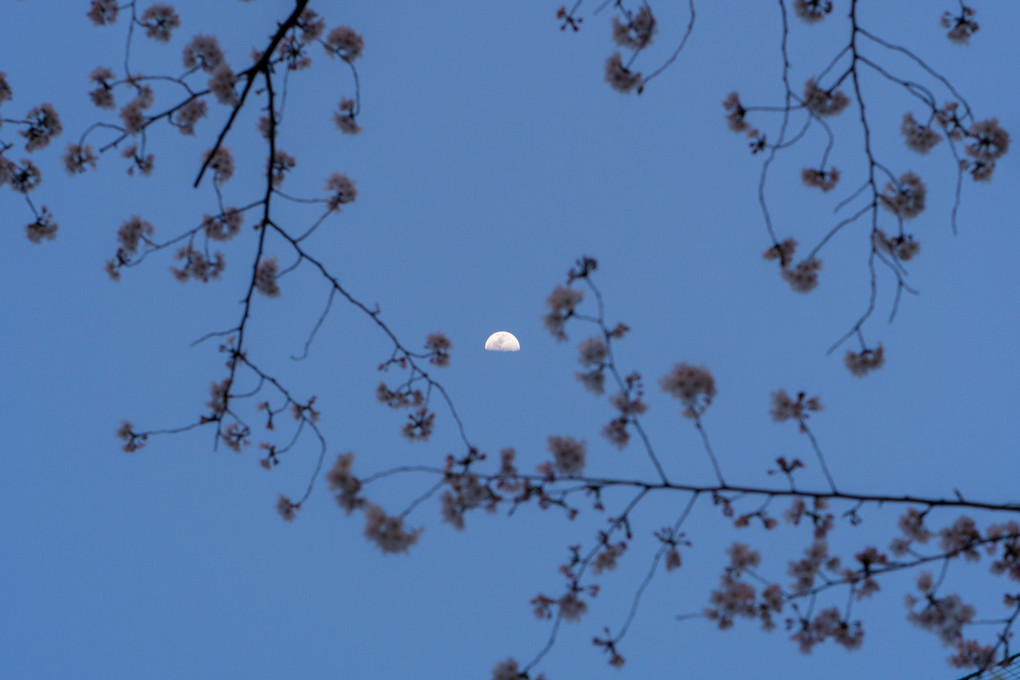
[484,331,520,352]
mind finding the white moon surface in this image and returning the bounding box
[484,331,520,352]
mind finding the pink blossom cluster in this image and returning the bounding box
[104,215,154,279]
[987,521,1020,581]
[542,285,584,341]
[220,422,249,453]
[576,368,605,395]
[289,397,320,425]
[783,497,834,538]
[602,384,648,449]
[363,503,422,553]
[296,453,421,554]
[573,325,626,394]
[183,34,224,72]
[276,494,299,522]
[722,91,765,148]
[873,229,920,261]
[171,244,225,283]
[116,215,155,260]
[206,378,231,417]
[255,257,281,297]
[769,389,822,423]
[296,8,326,43]
[938,515,983,560]
[934,104,1010,181]
[575,336,608,393]
[116,421,147,453]
[424,332,452,367]
[401,407,436,442]
[25,207,58,244]
[88,67,116,109]
[0,75,62,243]
[966,119,1010,163]
[325,452,364,514]
[602,6,657,94]
[781,256,822,293]
[611,7,657,49]
[440,472,494,530]
[790,606,863,653]
[654,527,689,573]
[723,92,750,133]
[325,172,357,211]
[705,559,783,633]
[276,30,314,72]
[941,6,979,45]
[906,577,976,646]
[800,167,840,192]
[963,118,1010,181]
[203,147,235,185]
[119,83,155,136]
[86,0,118,25]
[123,142,154,175]
[20,103,62,152]
[202,208,243,242]
[496,448,519,484]
[334,98,362,134]
[269,150,296,187]
[948,640,996,669]
[591,531,627,574]
[845,546,887,600]
[139,4,181,42]
[788,540,839,594]
[558,589,588,622]
[209,65,238,107]
[324,26,364,62]
[901,112,942,154]
[880,171,927,220]
[762,239,821,293]
[802,78,850,117]
[576,337,607,368]
[604,53,642,94]
[546,435,587,476]
[728,542,761,574]
[843,345,885,377]
[376,381,424,410]
[63,144,98,175]
[659,363,716,418]
[762,237,797,268]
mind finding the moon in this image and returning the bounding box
[484,331,520,352]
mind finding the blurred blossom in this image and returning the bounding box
[87,0,119,25]
[183,34,225,72]
[324,26,364,61]
[803,78,849,116]
[660,363,716,417]
[604,53,642,93]
[140,4,181,42]
[844,345,885,377]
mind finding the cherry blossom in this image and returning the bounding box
[659,363,716,417]
[362,504,422,554]
[611,7,657,49]
[547,435,587,476]
[604,53,641,94]
[140,4,181,42]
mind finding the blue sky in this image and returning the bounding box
[3,1,1020,678]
